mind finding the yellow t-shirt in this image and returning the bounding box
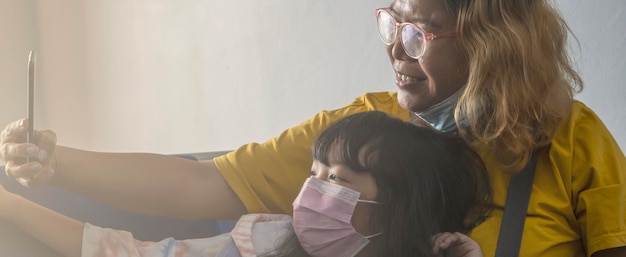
[214,92,626,257]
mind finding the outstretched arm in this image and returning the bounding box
[50,146,247,220]
[1,185,83,257]
[1,119,247,220]
[1,183,236,257]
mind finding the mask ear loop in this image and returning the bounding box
[356,199,382,238]
[365,232,383,239]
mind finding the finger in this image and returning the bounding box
[432,241,441,255]
[16,177,32,188]
[29,167,55,187]
[5,162,54,188]
[0,142,7,161]
[0,119,28,143]
[437,232,460,250]
[34,129,57,162]
[432,232,452,244]
[432,233,448,255]
[5,161,43,179]
[0,142,40,162]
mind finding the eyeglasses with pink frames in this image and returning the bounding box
[376,8,457,59]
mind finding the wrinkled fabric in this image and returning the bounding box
[82,223,231,257]
[82,214,294,257]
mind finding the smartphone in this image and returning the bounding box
[27,50,35,144]
[20,50,36,173]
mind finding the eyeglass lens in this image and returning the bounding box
[401,25,424,58]
[377,10,425,59]
[377,11,397,44]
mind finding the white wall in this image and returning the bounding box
[1,0,624,157]
[0,0,37,128]
[558,0,626,149]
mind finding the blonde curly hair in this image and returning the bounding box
[444,0,583,172]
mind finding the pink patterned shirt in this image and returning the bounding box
[82,214,294,257]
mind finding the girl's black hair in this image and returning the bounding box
[263,111,491,257]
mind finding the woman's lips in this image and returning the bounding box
[395,72,425,88]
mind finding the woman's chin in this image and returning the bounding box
[396,91,424,113]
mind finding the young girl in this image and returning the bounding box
[0,111,490,257]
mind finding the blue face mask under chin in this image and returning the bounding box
[414,86,466,133]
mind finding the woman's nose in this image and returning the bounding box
[390,39,412,61]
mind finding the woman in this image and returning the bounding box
[0,111,489,257]
[1,0,625,256]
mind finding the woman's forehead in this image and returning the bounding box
[390,0,456,26]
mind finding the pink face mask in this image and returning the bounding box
[292,177,380,257]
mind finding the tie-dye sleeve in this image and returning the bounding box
[81,223,232,257]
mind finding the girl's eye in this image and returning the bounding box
[310,170,317,177]
[329,174,338,180]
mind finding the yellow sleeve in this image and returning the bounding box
[213,92,407,214]
[567,102,626,256]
